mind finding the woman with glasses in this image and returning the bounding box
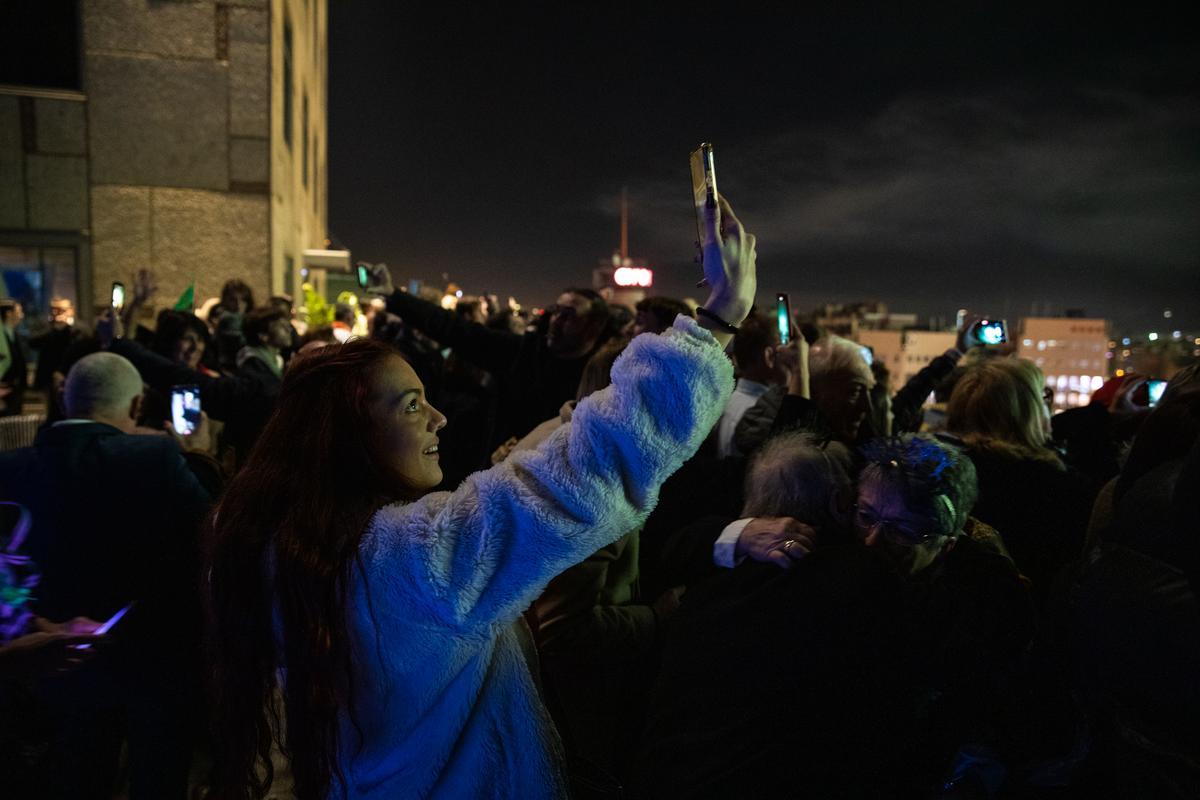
[855,433,1034,793]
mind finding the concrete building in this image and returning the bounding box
[812,302,918,339]
[0,0,328,324]
[858,328,957,389]
[1017,317,1109,409]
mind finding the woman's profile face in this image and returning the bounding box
[366,356,447,494]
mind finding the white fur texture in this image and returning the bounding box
[337,316,733,799]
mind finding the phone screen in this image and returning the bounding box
[1147,379,1168,407]
[171,384,202,436]
[356,264,370,289]
[775,292,792,345]
[975,319,1008,346]
[111,282,126,311]
[689,143,718,251]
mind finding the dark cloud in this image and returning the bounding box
[330,7,1199,332]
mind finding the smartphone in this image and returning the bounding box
[973,318,1009,346]
[356,263,371,290]
[170,384,202,436]
[407,278,422,295]
[858,344,874,366]
[74,602,135,650]
[1146,379,1168,407]
[775,293,792,345]
[111,281,126,311]
[689,143,719,250]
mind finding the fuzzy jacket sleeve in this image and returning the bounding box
[360,315,734,633]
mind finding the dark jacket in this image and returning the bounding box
[633,546,914,799]
[964,442,1097,607]
[0,422,210,627]
[385,291,598,446]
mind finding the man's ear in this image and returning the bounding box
[763,346,777,369]
[128,393,144,424]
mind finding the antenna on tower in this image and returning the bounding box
[619,187,629,262]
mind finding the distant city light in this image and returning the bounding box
[614,266,654,287]
[455,289,463,298]
[1148,332,1159,341]
[1116,369,1126,377]
[1172,330,1182,339]
[1121,337,1131,346]
[1164,309,1173,319]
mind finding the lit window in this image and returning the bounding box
[1091,376,1104,390]
[1055,392,1067,406]
[1037,341,1046,351]
[1022,339,1033,347]
[1056,375,1068,390]
[1068,392,1079,406]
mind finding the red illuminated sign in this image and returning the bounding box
[614,267,653,287]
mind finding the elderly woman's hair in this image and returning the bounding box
[809,336,874,386]
[859,434,978,538]
[742,431,850,529]
[947,358,1058,464]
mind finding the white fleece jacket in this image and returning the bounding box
[335,316,732,799]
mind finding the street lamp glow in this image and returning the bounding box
[1148,332,1159,341]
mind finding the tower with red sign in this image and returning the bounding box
[592,189,653,308]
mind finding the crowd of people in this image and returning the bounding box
[1,196,1198,800]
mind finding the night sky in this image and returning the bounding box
[328,7,1199,334]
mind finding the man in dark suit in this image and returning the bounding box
[0,351,212,799]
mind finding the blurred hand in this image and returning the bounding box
[367,263,395,297]
[166,410,214,455]
[652,585,686,624]
[775,338,811,398]
[0,617,106,679]
[132,268,157,305]
[699,197,757,346]
[1110,374,1148,414]
[490,436,519,465]
[735,517,817,570]
[95,308,124,348]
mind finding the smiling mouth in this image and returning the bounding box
[422,444,439,456]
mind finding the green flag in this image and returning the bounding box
[173,283,194,311]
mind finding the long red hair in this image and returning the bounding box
[204,339,417,799]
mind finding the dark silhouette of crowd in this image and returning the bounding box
[2,214,1198,800]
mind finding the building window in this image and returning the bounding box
[283,17,294,150]
[0,5,81,90]
[302,91,309,188]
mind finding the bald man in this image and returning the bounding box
[0,352,211,798]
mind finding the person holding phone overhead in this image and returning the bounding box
[203,195,756,799]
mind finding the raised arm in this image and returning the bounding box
[383,289,524,375]
[363,197,756,633]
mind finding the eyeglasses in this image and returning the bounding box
[853,505,935,547]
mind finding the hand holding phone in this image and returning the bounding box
[958,312,1009,349]
[111,282,126,312]
[355,262,371,290]
[776,293,793,345]
[170,385,202,437]
[690,143,720,286]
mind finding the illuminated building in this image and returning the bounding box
[1,1,328,321]
[1017,317,1109,409]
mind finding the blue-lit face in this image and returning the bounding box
[367,356,447,494]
